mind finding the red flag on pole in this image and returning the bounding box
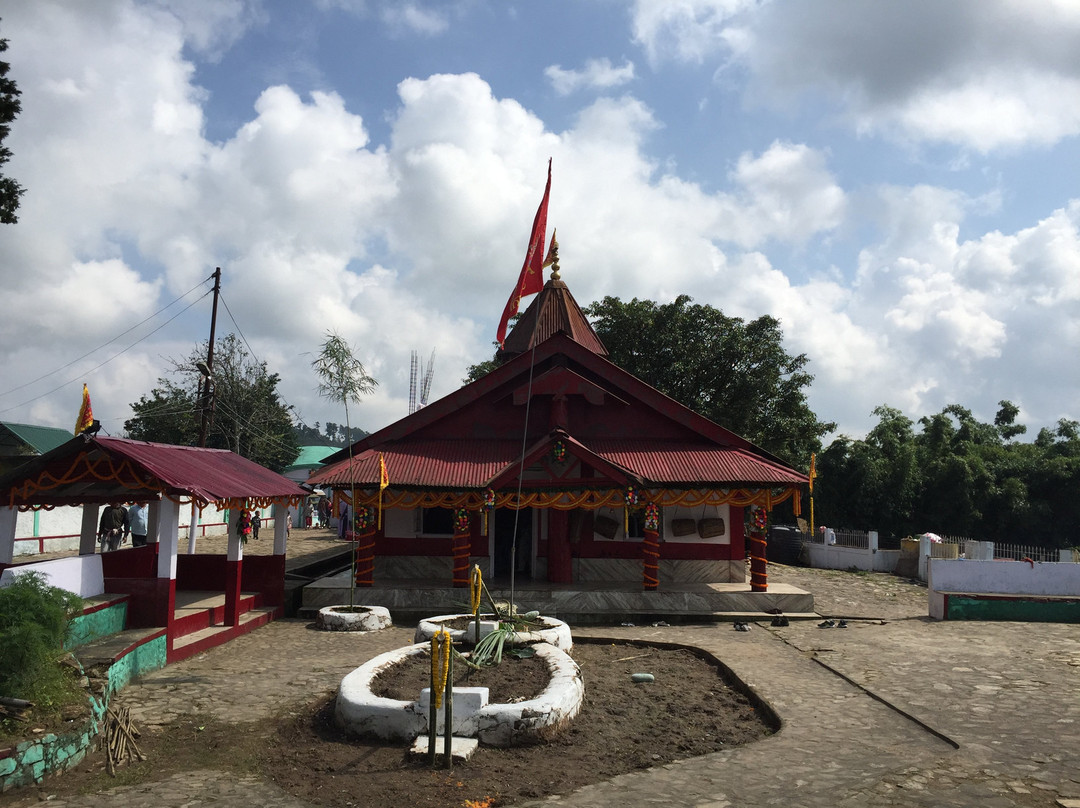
[496,159,552,348]
[75,384,94,436]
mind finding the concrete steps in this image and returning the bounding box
[169,606,276,662]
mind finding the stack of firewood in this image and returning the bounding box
[101,704,146,775]
[0,696,33,722]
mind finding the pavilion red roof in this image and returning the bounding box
[0,436,307,508]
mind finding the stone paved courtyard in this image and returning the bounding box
[5,561,1080,807]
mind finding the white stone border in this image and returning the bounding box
[476,642,584,747]
[413,613,573,651]
[316,605,392,632]
[334,642,584,747]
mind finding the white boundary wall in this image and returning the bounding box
[11,504,234,557]
[927,558,1080,620]
[803,530,899,572]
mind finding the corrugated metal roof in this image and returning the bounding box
[0,436,308,507]
[309,441,522,488]
[1,422,74,455]
[101,438,309,503]
[588,440,808,485]
[308,437,806,489]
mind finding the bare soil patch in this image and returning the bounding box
[8,640,773,807]
[371,648,548,703]
[265,640,774,808]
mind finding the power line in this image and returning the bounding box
[0,275,214,401]
[0,289,212,416]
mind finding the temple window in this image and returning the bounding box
[415,507,454,536]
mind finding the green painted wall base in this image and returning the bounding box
[946,595,1080,622]
[1,613,166,791]
[65,602,128,650]
[0,691,106,792]
[106,634,167,694]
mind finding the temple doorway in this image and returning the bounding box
[493,508,532,581]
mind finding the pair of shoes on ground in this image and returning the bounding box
[771,615,789,627]
[733,621,751,632]
[818,619,848,629]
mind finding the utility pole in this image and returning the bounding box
[189,267,221,555]
[197,267,222,447]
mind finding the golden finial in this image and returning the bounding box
[545,229,560,281]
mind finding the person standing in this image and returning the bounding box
[251,510,261,540]
[98,503,129,552]
[128,502,148,547]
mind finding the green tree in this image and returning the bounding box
[312,331,378,608]
[125,334,299,473]
[818,400,1080,548]
[0,20,26,224]
[584,295,835,465]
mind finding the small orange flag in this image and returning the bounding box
[75,384,94,436]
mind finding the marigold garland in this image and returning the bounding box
[336,485,801,514]
[431,629,451,710]
[469,565,483,615]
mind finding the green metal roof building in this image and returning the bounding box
[0,422,75,475]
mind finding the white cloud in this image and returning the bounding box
[723,141,847,247]
[634,0,1080,151]
[381,3,449,36]
[4,1,1080,447]
[631,0,760,65]
[150,0,265,60]
[545,58,636,96]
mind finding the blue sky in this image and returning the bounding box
[3,0,1080,448]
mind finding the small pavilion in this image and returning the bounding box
[306,254,812,620]
[0,435,307,662]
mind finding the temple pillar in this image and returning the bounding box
[80,504,99,556]
[452,509,471,588]
[749,506,768,592]
[0,506,16,564]
[224,505,244,626]
[153,499,180,629]
[272,502,288,556]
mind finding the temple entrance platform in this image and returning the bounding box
[300,571,817,624]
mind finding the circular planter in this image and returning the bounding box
[413,613,572,651]
[316,605,392,632]
[335,641,584,747]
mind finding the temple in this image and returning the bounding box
[306,245,812,619]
